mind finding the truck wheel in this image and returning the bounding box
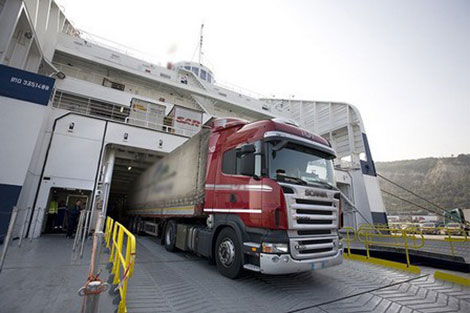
[164,220,177,252]
[215,227,243,279]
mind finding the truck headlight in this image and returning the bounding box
[262,242,289,253]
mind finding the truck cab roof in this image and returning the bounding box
[211,118,333,155]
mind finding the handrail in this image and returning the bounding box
[437,226,468,256]
[357,225,425,268]
[342,227,356,256]
[105,217,136,313]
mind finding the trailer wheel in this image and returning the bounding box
[164,220,177,252]
[215,227,243,279]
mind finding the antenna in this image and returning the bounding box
[199,23,204,64]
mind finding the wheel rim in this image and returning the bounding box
[165,225,173,246]
[218,237,236,268]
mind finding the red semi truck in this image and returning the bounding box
[129,118,343,278]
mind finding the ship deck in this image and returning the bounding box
[0,235,115,313]
[1,235,469,313]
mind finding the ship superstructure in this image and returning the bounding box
[0,0,386,241]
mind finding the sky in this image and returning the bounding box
[56,0,470,162]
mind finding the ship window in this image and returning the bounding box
[207,74,212,83]
[200,69,207,80]
[184,66,191,70]
[192,67,199,76]
[102,78,125,91]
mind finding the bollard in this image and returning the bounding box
[78,280,108,313]
[0,207,19,273]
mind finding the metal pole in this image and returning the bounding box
[92,231,105,275]
[100,183,110,230]
[73,210,86,252]
[0,207,19,273]
[78,280,108,313]
[18,207,32,247]
[79,209,92,257]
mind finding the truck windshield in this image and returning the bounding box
[267,141,336,187]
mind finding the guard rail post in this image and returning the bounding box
[343,227,355,256]
[365,231,370,259]
[112,225,124,281]
[402,229,411,267]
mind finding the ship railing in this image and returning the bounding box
[63,29,165,66]
[124,116,200,137]
[342,224,469,266]
[357,225,425,268]
[52,62,197,110]
[105,217,136,313]
[214,79,268,100]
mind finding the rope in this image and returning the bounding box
[378,173,449,212]
[381,189,460,223]
[338,191,383,234]
[79,270,108,313]
[377,173,468,225]
[114,252,136,293]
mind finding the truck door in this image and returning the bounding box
[214,146,262,227]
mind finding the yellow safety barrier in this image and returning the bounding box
[105,217,136,313]
[105,217,114,249]
[343,223,469,273]
[434,270,470,287]
[342,226,421,273]
[437,227,468,257]
[342,227,356,256]
[357,225,425,269]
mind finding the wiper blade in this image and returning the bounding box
[278,175,308,185]
[309,181,337,190]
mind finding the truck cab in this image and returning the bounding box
[203,118,343,277]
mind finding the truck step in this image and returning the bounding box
[243,264,261,272]
[243,242,261,248]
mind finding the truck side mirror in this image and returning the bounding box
[238,144,256,176]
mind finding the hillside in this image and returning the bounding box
[375,154,470,216]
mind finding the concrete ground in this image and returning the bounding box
[0,234,116,313]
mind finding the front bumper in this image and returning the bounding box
[259,249,343,275]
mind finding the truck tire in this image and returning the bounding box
[164,220,177,252]
[215,227,243,279]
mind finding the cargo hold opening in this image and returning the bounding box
[103,145,164,224]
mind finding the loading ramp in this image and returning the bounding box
[0,234,468,313]
[125,236,470,313]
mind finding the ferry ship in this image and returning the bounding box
[0,1,468,313]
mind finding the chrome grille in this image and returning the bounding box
[289,235,338,260]
[281,183,340,260]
